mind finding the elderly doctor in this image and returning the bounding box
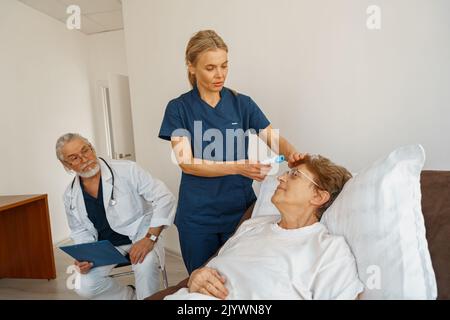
[56,133,176,300]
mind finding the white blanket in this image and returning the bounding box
[166,215,364,300]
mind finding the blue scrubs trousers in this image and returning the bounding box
[178,230,234,274]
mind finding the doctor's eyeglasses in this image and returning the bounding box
[64,145,94,165]
[285,168,323,189]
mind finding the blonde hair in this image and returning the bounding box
[296,155,352,219]
[185,30,228,87]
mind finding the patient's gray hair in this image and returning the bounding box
[55,133,92,163]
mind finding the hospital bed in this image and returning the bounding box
[145,170,450,300]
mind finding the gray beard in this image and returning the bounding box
[78,162,100,178]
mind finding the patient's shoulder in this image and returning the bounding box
[316,225,355,259]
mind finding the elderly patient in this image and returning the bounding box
[165,155,364,300]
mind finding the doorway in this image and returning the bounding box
[98,74,136,161]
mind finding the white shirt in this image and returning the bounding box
[167,215,364,300]
[63,159,176,244]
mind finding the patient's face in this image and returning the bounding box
[271,164,318,210]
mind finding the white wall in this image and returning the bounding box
[123,0,450,254]
[0,0,95,243]
[0,2,133,245]
[87,30,129,158]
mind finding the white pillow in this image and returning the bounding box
[321,145,436,299]
[252,175,280,218]
[252,145,437,299]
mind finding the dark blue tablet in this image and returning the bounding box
[59,240,130,268]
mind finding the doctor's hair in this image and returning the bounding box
[55,133,93,164]
[185,30,229,88]
[295,155,352,220]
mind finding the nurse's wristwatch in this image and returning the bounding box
[145,232,159,243]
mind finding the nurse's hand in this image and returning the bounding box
[129,238,154,264]
[287,152,307,168]
[74,260,93,274]
[188,267,228,300]
[234,161,272,182]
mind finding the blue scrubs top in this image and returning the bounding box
[81,178,132,246]
[158,86,270,233]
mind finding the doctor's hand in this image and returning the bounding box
[188,267,229,300]
[234,161,272,182]
[74,260,93,274]
[287,152,307,168]
[129,238,154,264]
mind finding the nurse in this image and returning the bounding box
[158,30,303,274]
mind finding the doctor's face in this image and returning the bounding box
[189,48,228,93]
[61,139,99,176]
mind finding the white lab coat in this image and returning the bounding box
[63,159,176,245]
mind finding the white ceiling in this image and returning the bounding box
[18,0,123,35]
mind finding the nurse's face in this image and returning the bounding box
[271,164,324,210]
[189,48,228,93]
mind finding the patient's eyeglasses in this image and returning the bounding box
[286,168,323,189]
[64,145,94,165]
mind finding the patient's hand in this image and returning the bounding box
[188,267,229,300]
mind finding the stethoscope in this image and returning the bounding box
[69,157,116,210]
